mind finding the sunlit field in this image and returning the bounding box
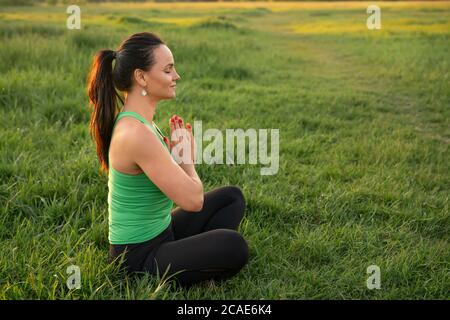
[0,1,449,299]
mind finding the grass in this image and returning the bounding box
[0,1,449,299]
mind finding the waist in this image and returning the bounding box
[108,205,172,244]
[109,220,174,272]
[107,176,174,244]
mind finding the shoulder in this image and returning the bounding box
[113,117,163,156]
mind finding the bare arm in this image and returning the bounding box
[128,123,204,212]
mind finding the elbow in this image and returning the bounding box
[189,193,204,212]
[192,194,204,212]
[179,182,203,212]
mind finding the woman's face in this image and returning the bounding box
[142,44,181,100]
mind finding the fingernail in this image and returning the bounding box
[171,118,174,123]
[187,123,191,129]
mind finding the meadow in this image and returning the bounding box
[0,1,449,299]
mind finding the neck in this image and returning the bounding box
[122,89,159,124]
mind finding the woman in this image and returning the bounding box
[87,32,249,288]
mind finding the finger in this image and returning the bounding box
[170,115,179,142]
[184,123,192,156]
[178,116,184,128]
[186,123,194,162]
[169,116,176,134]
[173,116,182,142]
[174,115,181,131]
[179,121,189,145]
[174,115,183,132]
[175,118,188,159]
[163,136,171,149]
[186,123,193,140]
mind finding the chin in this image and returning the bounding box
[161,94,175,100]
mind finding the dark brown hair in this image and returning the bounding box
[87,32,165,174]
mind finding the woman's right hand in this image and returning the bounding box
[168,114,196,165]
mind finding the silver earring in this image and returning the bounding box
[141,88,148,96]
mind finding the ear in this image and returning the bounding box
[133,69,147,87]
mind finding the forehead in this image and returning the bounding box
[154,44,174,65]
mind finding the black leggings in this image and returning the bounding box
[109,186,249,287]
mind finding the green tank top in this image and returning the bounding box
[108,111,173,245]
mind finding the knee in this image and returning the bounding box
[225,185,246,210]
[217,229,249,270]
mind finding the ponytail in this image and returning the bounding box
[87,49,123,174]
[87,32,165,174]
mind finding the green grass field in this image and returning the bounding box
[0,1,449,299]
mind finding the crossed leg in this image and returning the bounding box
[143,186,249,287]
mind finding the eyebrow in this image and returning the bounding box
[164,63,174,68]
